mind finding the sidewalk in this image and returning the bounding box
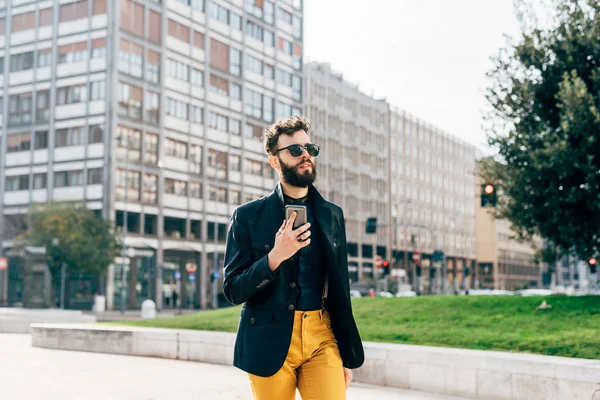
[0,333,468,400]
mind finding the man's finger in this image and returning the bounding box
[285,212,297,231]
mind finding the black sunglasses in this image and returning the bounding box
[275,144,320,157]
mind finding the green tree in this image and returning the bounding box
[483,0,600,261]
[25,202,120,304]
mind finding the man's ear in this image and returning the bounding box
[268,154,279,169]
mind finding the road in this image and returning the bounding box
[0,334,467,400]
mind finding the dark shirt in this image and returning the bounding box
[283,193,326,311]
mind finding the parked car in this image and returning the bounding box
[515,289,554,296]
[395,290,417,297]
[461,289,515,296]
[378,291,394,298]
[350,290,362,298]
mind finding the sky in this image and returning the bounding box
[304,0,523,153]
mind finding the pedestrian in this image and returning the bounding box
[368,288,375,298]
[223,115,364,400]
[172,284,178,308]
[163,281,172,308]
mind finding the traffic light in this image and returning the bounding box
[382,260,390,276]
[366,217,377,234]
[589,258,597,274]
[481,184,498,207]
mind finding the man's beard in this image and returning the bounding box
[279,157,317,188]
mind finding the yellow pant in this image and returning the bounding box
[248,310,346,400]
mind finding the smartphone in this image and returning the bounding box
[285,205,307,230]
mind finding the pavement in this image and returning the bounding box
[82,308,201,322]
[0,333,468,400]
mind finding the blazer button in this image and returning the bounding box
[288,304,294,311]
[250,317,256,324]
[264,244,270,249]
[289,282,296,289]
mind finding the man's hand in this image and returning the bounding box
[267,212,311,271]
[344,368,353,389]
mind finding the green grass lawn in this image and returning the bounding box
[113,295,600,359]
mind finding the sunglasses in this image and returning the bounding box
[275,144,320,157]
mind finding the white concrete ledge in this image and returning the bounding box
[0,309,96,333]
[30,323,600,400]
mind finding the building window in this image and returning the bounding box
[10,51,34,72]
[88,168,103,185]
[168,19,190,43]
[230,48,241,76]
[165,178,187,196]
[264,63,274,80]
[244,158,263,176]
[264,30,275,47]
[165,138,187,159]
[143,174,158,203]
[60,0,89,23]
[119,39,143,78]
[7,133,31,153]
[189,181,202,198]
[5,175,30,192]
[0,18,4,36]
[276,101,292,120]
[246,21,263,41]
[208,2,229,24]
[230,190,241,205]
[118,82,142,119]
[263,96,273,122]
[148,10,162,43]
[293,43,302,69]
[230,12,242,30]
[145,91,160,124]
[92,38,107,58]
[190,145,202,174]
[40,8,53,26]
[276,68,292,86]
[208,111,228,131]
[208,149,227,180]
[12,11,35,33]
[115,169,140,200]
[121,0,144,36]
[209,74,229,96]
[90,80,106,101]
[229,119,241,135]
[144,132,158,164]
[192,0,204,13]
[56,127,85,147]
[33,173,47,190]
[55,170,84,188]
[264,1,274,24]
[89,124,104,144]
[116,125,141,161]
[191,105,203,124]
[93,0,107,15]
[245,54,263,75]
[58,41,88,64]
[34,131,48,150]
[292,15,302,38]
[244,89,262,120]
[209,185,228,203]
[193,30,204,49]
[57,84,87,105]
[210,38,229,71]
[191,68,204,87]
[245,0,263,19]
[146,50,160,83]
[8,93,32,127]
[167,58,189,81]
[277,7,293,24]
[292,75,302,101]
[229,154,241,171]
[244,123,263,142]
[230,83,241,101]
[36,90,50,123]
[167,98,189,120]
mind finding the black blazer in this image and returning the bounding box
[223,183,365,377]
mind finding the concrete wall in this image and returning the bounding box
[30,324,600,400]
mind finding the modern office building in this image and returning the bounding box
[0,0,304,310]
[304,62,390,283]
[476,193,542,291]
[389,108,478,294]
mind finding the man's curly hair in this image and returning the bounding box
[264,115,311,155]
